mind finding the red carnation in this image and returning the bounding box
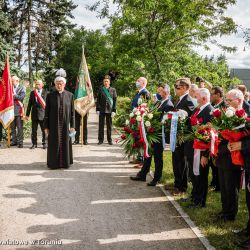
[132,131,139,138]
[235,109,245,118]
[212,109,221,118]
[168,114,173,119]
[148,127,155,133]
[130,118,136,125]
[190,116,199,126]
[121,134,126,140]
[132,143,137,149]
[137,138,144,146]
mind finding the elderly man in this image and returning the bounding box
[216,89,245,221]
[130,84,174,186]
[44,75,75,169]
[186,88,214,208]
[237,85,250,117]
[96,75,117,145]
[10,76,26,148]
[169,78,195,195]
[189,83,199,107]
[26,80,48,149]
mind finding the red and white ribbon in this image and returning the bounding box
[139,114,150,159]
[210,128,218,156]
[15,100,24,117]
[34,89,46,109]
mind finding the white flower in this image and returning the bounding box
[145,121,151,127]
[227,106,236,112]
[162,114,168,122]
[136,115,142,122]
[148,113,153,119]
[129,113,134,118]
[225,109,235,118]
[138,98,142,105]
[136,111,141,116]
[125,120,129,125]
[177,109,188,120]
[133,108,138,113]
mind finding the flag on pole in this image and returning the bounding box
[0,55,14,129]
[74,46,95,116]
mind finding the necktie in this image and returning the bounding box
[193,107,200,116]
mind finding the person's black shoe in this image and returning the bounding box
[73,141,79,145]
[30,144,37,149]
[238,239,250,249]
[108,141,113,145]
[18,144,23,148]
[147,180,158,186]
[232,228,250,237]
[10,142,17,146]
[180,197,193,203]
[43,144,47,149]
[130,176,146,182]
[98,141,103,145]
[187,202,205,208]
[84,141,88,145]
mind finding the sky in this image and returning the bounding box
[72,0,250,69]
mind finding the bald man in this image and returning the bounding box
[26,80,48,149]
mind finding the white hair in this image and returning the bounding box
[54,76,66,84]
[227,89,244,101]
[138,77,147,86]
[12,75,19,82]
[191,83,199,91]
[163,84,170,93]
[198,88,210,101]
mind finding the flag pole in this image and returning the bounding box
[7,126,10,147]
[81,115,84,145]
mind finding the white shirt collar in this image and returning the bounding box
[138,87,146,94]
[178,92,189,101]
[214,100,223,108]
[14,84,19,89]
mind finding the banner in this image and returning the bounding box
[0,55,14,128]
[74,46,95,117]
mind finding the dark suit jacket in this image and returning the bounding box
[96,86,117,113]
[213,100,226,109]
[131,88,150,109]
[26,89,48,121]
[242,136,250,183]
[243,100,250,118]
[158,98,174,120]
[175,94,195,116]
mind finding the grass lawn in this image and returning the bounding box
[154,151,249,250]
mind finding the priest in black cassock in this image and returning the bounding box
[44,74,75,169]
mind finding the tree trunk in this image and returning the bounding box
[27,0,33,84]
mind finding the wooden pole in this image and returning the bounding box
[81,115,84,145]
[7,126,10,147]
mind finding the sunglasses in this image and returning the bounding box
[174,84,182,90]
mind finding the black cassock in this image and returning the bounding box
[44,90,75,169]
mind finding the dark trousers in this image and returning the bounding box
[245,171,250,231]
[137,142,163,181]
[172,144,187,192]
[75,113,88,143]
[210,158,220,190]
[98,113,112,143]
[218,167,242,218]
[11,116,23,145]
[192,164,210,206]
[32,119,46,145]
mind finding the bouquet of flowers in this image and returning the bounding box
[162,109,188,151]
[117,103,162,158]
[210,107,250,166]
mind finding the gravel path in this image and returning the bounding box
[0,110,205,250]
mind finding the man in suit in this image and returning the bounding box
[130,84,174,186]
[26,80,48,149]
[96,75,117,145]
[209,86,226,191]
[10,76,26,148]
[186,88,214,208]
[169,78,195,195]
[216,89,245,221]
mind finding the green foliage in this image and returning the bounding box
[113,96,132,127]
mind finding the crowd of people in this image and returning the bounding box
[1,71,250,248]
[129,76,250,249]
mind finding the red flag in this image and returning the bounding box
[0,56,14,128]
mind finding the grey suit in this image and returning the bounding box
[11,84,26,146]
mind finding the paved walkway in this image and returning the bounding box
[0,110,205,250]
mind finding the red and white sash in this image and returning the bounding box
[14,100,24,117]
[34,89,46,109]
